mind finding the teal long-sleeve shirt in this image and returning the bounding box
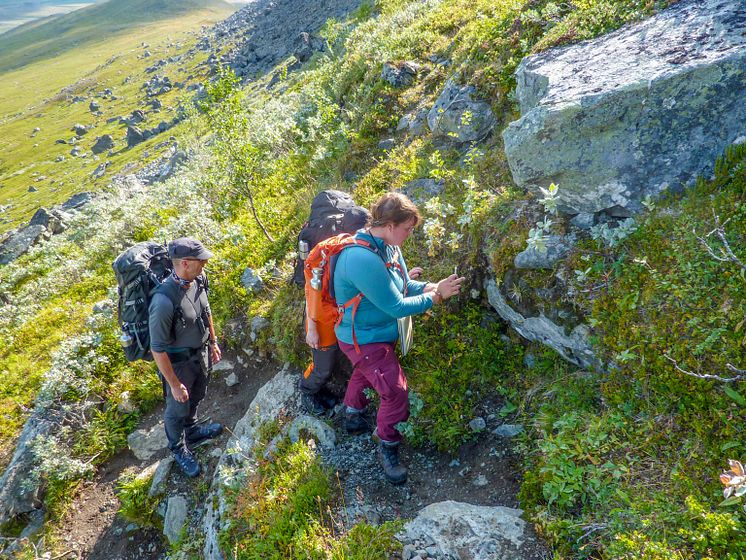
[333,230,434,345]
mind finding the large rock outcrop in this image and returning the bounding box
[398,501,531,559]
[503,0,746,215]
[202,364,297,560]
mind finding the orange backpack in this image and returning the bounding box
[304,233,379,353]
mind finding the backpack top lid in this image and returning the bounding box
[112,241,171,287]
[307,190,369,230]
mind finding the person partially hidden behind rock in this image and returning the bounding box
[149,237,223,477]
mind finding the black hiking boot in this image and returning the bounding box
[345,410,371,435]
[301,392,327,416]
[185,422,223,448]
[172,446,201,478]
[378,441,407,485]
[316,387,339,410]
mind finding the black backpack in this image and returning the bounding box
[291,190,369,286]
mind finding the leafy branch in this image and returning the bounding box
[202,66,275,243]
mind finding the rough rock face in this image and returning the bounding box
[428,79,496,144]
[91,134,114,154]
[503,0,746,215]
[212,0,364,80]
[399,501,529,559]
[0,408,63,525]
[0,224,46,265]
[202,365,297,560]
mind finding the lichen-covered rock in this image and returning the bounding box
[91,134,114,154]
[428,79,496,144]
[399,501,532,559]
[127,423,169,461]
[381,61,420,87]
[163,496,188,544]
[513,235,573,269]
[0,408,64,525]
[0,224,46,265]
[401,178,445,204]
[503,0,746,215]
[287,415,336,449]
[202,365,297,560]
[240,267,264,293]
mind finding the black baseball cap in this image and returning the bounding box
[168,237,214,260]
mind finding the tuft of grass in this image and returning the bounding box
[116,468,162,528]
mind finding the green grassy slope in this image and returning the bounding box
[0,0,232,73]
[0,2,234,234]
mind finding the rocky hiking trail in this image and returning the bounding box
[53,347,548,560]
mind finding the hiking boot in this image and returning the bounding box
[316,387,339,410]
[345,410,371,435]
[185,422,223,448]
[172,446,201,478]
[378,441,407,485]
[301,392,327,416]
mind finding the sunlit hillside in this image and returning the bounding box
[0,0,235,234]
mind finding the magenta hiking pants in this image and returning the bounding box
[339,340,409,443]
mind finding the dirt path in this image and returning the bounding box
[54,351,276,560]
[54,354,548,559]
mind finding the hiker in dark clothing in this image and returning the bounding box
[149,238,223,477]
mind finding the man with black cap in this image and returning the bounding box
[149,237,223,477]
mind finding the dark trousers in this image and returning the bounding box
[160,358,209,451]
[299,344,340,394]
[339,341,409,443]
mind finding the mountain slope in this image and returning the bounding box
[0,0,232,72]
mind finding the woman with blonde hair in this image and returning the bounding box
[333,192,463,484]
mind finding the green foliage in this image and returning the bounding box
[514,146,746,557]
[116,469,162,528]
[405,304,524,451]
[220,438,399,559]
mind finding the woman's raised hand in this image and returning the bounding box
[436,273,465,300]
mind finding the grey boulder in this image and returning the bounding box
[399,501,531,559]
[513,235,573,269]
[428,79,496,144]
[382,61,420,88]
[503,0,746,215]
[91,135,114,154]
[126,126,144,148]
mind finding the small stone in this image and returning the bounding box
[212,359,233,372]
[493,424,524,437]
[403,544,416,560]
[468,417,486,432]
[473,474,488,486]
[225,372,239,387]
[240,268,264,293]
[378,138,395,151]
[448,459,460,468]
[117,391,136,414]
[523,353,536,369]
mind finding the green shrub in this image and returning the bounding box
[116,469,161,528]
